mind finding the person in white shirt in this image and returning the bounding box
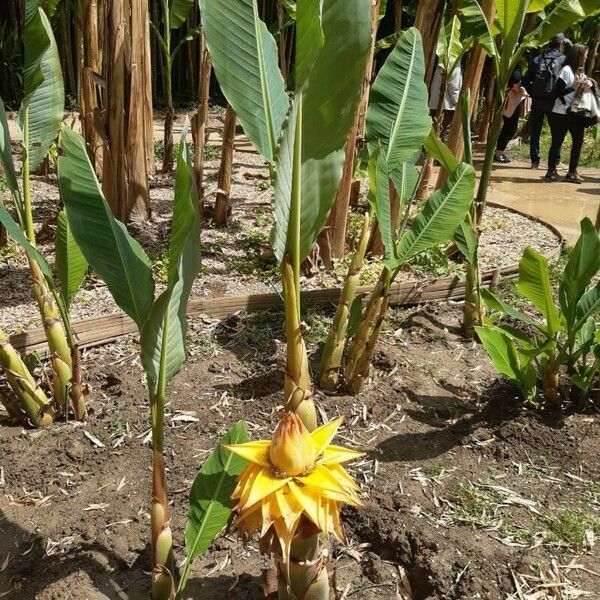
[428,63,463,141]
[545,44,592,184]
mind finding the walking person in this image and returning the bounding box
[493,70,530,164]
[545,44,593,184]
[428,62,462,142]
[523,33,568,169]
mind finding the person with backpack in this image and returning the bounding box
[523,33,568,169]
[545,44,593,184]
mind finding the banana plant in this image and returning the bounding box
[476,218,600,407]
[200,0,371,597]
[151,0,199,172]
[0,1,87,424]
[319,29,476,394]
[426,90,483,338]
[59,123,241,599]
[458,0,600,222]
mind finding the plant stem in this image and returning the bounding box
[162,0,174,173]
[319,212,371,390]
[343,268,391,393]
[150,318,175,599]
[0,328,54,426]
[282,256,316,432]
[23,111,84,418]
[474,104,503,225]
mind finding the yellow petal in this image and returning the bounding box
[245,468,291,508]
[236,503,262,535]
[300,463,349,496]
[275,487,303,531]
[320,445,365,465]
[222,441,271,467]
[328,463,361,492]
[311,416,344,455]
[261,493,278,537]
[235,463,262,505]
[331,500,346,543]
[273,516,300,579]
[288,481,322,530]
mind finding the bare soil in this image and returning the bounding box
[1,304,599,599]
[1,110,597,599]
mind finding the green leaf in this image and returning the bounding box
[183,422,248,577]
[0,99,20,207]
[496,0,529,35]
[458,0,497,59]
[389,156,419,206]
[523,0,600,47]
[453,220,478,264]
[373,151,395,268]
[57,128,155,328]
[140,121,201,391]
[480,288,542,329]
[559,218,600,329]
[199,0,289,163]
[295,0,324,89]
[527,0,554,12]
[576,282,600,327]
[169,0,194,29]
[20,5,64,172]
[272,0,372,264]
[437,15,464,72]
[0,203,53,282]
[476,325,523,381]
[395,163,475,266]
[40,0,61,18]
[347,295,364,339]
[515,247,560,335]
[367,28,431,171]
[423,129,459,172]
[55,210,87,309]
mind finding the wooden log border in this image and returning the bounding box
[9,203,563,354]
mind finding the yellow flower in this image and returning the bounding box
[223,412,363,563]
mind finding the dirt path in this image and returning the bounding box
[485,158,600,244]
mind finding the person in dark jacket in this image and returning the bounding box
[523,33,568,169]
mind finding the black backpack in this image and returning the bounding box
[529,55,557,99]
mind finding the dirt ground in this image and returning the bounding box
[0,304,599,599]
[0,110,599,599]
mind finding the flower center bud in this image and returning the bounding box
[269,412,317,476]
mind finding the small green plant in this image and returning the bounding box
[203,144,220,161]
[476,218,600,407]
[546,509,600,550]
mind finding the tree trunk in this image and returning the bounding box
[143,0,155,175]
[587,28,600,75]
[316,0,380,266]
[436,0,493,189]
[276,1,288,81]
[414,0,446,88]
[478,70,496,143]
[81,0,103,173]
[193,33,211,221]
[595,202,600,233]
[102,0,152,223]
[214,105,236,226]
[410,0,446,203]
[394,0,403,31]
